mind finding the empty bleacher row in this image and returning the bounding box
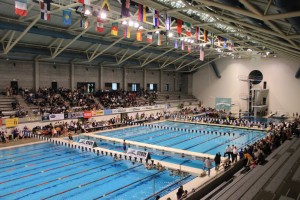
[0,95,17,117]
[155,91,198,104]
[202,137,300,200]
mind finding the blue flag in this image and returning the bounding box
[63,9,72,25]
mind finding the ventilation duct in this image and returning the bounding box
[295,67,300,79]
[210,62,221,79]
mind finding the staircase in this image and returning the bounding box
[15,95,34,116]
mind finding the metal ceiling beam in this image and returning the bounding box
[50,24,95,59]
[89,36,125,62]
[117,42,154,65]
[141,48,173,67]
[160,52,192,69]
[190,57,220,72]
[238,0,298,48]
[176,58,199,71]
[2,16,40,55]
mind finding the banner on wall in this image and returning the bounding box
[69,112,84,119]
[41,115,50,121]
[0,118,2,127]
[92,110,104,116]
[104,109,112,115]
[5,118,19,127]
[78,139,97,148]
[111,105,165,114]
[215,98,232,111]
[84,111,92,118]
[49,114,65,121]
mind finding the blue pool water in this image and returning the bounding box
[0,143,194,200]
[96,121,266,156]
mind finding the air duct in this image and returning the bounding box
[210,62,221,79]
[295,67,300,79]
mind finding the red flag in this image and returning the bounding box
[195,27,199,43]
[204,30,208,43]
[177,19,182,34]
[96,17,104,32]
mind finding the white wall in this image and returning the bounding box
[192,56,300,115]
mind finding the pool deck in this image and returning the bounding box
[49,137,224,200]
[168,119,269,132]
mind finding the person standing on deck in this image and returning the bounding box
[224,145,232,160]
[123,139,127,153]
[204,157,212,176]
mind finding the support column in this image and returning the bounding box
[123,67,127,90]
[99,65,104,90]
[34,59,39,91]
[143,68,147,90]
[70,62,75,90]
[159,70,163,92]
[173,72,177,92]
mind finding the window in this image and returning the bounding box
[149,84,154,91]
[112,83,118,90]
[131,84,137,91]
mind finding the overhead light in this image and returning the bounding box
[128,20,134,27]
[184,38,188,41]
[155,30,159,34]
[187,39,191,43]
[266,51,270,55]
[100,12,107,19]
[134,22,139,28]
[180,38,183,41]
[138,26,144,30]
[84,6,91,15]
[247,48,252,52]
[191,40,194,43]
[122,21,127,25]
[168,32,173,37]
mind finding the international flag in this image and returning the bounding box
[165,14,171,30]
[200,46,204,61]
[111,22,118,36]
[181,40,185,51]
[228,40,234,50]
[174,39,178,49]
[188,44,191,53]
[195,26,199,43]
[102,0,111,11]
[63,9,72,25]
[210,33,214,47]
[147,32,153,43]
[79,0,90,5]
[80,15,88,29]
[96,17,104,32]
[177,19,182,34]
[136,30,142,41]
[121,0,130,17]
[185,22,191,36]
[124,26,131,38]
[153,10,159,27]
[204,29,208,43]
[15,0,27,16]
[223,38,227,49]
[217,36,221,46]
[138,4,146,22]
[156,32,162,46]
[40,0,51,21]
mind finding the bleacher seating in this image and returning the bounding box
[204,137,300,200]
[155,91,198,104]
[0,95,17,116]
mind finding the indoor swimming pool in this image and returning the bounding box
[0,143,193,200]
[95,121,266,156]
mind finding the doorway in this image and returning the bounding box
[10,81,18,95]
[51,81,58,92]
[77,82,95,93]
